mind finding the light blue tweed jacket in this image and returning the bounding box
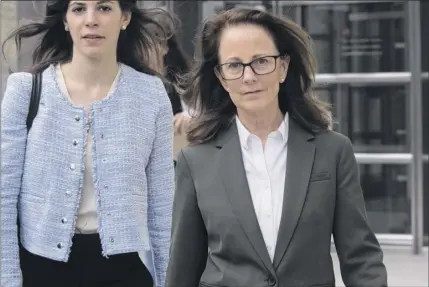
[1,63,174,287]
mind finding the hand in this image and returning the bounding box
[174,113,191,135]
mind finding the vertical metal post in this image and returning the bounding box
[166,0,174,12]
[271,0,279,15]
[332,10,344,134]
[295,5,303,27]
[407,1,424,255]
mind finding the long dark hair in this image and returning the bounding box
[164,34,190,85]
[183,8,332,144]
[2,0,168,75]
[144,8,191,114]
[164,34,191,115]
[145,8,190,88]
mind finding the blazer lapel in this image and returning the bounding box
[273,120,315,269]
[217,123,275,274]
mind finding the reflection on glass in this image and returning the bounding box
[202,1,273,20]
[425,163,429,238]
[359,164,410,234]
[281,2,406,73]
[138,1,167,9]
[345,85,407,151]
[315,85,407,153]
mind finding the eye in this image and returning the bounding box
[226,63,241,69]
[71,6,85,13]
[99,5,112,12]
[255,57,269,64]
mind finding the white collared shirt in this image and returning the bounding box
[236,114,288,261]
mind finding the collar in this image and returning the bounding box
[235,112,289,150]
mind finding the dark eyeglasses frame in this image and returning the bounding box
[215,55,285,80]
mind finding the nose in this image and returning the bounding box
[84,8,99,27]
[242,65,257,83]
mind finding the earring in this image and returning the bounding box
[65,25,69,31]
[121,25,127,30]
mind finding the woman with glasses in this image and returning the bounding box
[166,8,387,287]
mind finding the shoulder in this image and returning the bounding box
[178,120,236,166]
[119,64,170,107]
[121,64,162,87]
[176,142,216,174]
[181,143,214,158]
[313,129,353,159]
[4,72,33,94]
[2,72,33,109]
[315,129,349,145]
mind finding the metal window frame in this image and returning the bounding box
[315,72,428,85]
[273,1,425,255]
[281,0,404,6]
[407,1,424,255]
[166,0,425,254]
[354,153,428,165]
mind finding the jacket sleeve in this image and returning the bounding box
[146,78,175,287]
[165,149,208,287]
[333,136,388,287]
[1,72,32,287]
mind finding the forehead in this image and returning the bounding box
[218,24,278,62]
[69,0,116,6]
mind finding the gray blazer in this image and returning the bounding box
[166,118,387,287]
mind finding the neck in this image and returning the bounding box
[237,106,284,142]
[62,53,119,87]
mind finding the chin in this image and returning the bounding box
[83,51,104,61]
[241,100,271,114]
[77,46,104,58]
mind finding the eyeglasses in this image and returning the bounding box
[215,55,283,80]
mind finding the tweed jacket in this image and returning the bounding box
[1,63,174,287]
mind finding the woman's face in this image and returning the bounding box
[65,0,131,60]
[216,24,289,115]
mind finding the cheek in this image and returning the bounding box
[268,86,280,101]
[68,30,80,45]
[66,25,81,43]
[111,26,122,39]
[221,80,240,95]
[228,92,242,107]
[263,75,281,94]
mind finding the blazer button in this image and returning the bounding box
[57,243,63,249]
[74,115,80,122]
[267,275,276,286]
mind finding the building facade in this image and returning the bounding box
[1,0,427,253]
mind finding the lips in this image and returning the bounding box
[82,35,104,39]
[244,90,262,94]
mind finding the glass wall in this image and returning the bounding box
[421,0,429,246]
[1,0,426,250]
[172,0,428,251]
[279,0,427,250]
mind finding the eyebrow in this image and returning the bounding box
[70,0,113,6]
[225,54,271,62]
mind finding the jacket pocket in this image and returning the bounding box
[310,282,335,287]
[309,171,331,182]
[199,282,227,287]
